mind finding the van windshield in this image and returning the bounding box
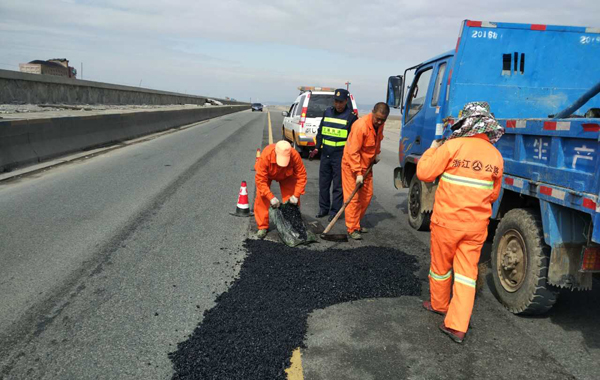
[306,94,334,118]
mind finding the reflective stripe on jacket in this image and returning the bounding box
[416,134,504,231]
[316,106,357,151]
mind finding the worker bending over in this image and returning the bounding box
[417,102,504,343]
[341,102,388,240]
[254,140,307,239]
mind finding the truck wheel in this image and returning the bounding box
[407,175,431,231]
[491,208,558,315]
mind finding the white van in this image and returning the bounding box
[282,87,358,157]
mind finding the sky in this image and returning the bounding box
[1,0,599,111]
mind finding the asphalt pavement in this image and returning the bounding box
[1,108,599,379]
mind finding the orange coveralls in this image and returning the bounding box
[417,134,503,333]
[254,144,307,230]
[341,113,384,234]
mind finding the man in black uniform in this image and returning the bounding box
[310,88,358,222]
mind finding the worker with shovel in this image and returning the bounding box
[340,102,388,240]
[254,140,307,239]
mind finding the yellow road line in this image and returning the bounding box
[267,109,273,145]
[285,348,304,380]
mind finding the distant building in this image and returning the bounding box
[19,58,77,78]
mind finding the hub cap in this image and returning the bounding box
[409,181,421,219]
[496,229,527,292]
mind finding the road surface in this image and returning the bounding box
[1,109,598,379]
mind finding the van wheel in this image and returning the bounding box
[291,133,309,158]
[491,208,558,315]
[282,127,289,142]
[407,176,431,231]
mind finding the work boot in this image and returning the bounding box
[328,214,335,222]
[315,211,328,218]
[349,230,362,240]
[360,227,369,233]
[256,229,268,239]
[439,324,465,344]
[422,300,446,316]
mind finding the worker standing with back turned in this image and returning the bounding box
[417,101,504,343]
[341,102,389,240]
[310,88,358,222]
[254,140,307,239]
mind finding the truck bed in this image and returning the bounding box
[496,117,600,242]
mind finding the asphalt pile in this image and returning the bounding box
[169,239,421,379]
[279,203,307,240]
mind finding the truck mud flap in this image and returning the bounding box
[394,167,404,189]
[548,244,593,290]
[421,181,437,213]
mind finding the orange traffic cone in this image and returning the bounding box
[251,148,261,171]
[230,181,252,217]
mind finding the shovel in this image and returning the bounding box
[320,163,374,242]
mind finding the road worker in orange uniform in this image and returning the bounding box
[341,102,389,240]
[254,140,307,239]
[417,102,505,343]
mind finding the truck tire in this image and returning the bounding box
[407,175,431,231]
[491,208,558,315]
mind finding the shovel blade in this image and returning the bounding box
[320,233,348,242]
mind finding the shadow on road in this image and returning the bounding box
[548,283,600,349]
[485,265,600,350]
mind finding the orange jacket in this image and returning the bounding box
[255,144,307,200]
[417,134,504,231]
[342,113,384,175]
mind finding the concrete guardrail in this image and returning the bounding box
[0,69,244,106]
[0,105,248,172]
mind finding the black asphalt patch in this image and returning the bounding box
[169,239,421,379]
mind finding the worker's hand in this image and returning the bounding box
[270,197,280,208]
[289,195,299,205]
[308,149,318,159]
[374,154,381,164]
[430,139,443,149]
[356,175,364,185]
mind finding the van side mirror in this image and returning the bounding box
[282,111,289,117]
[387,75,403,109]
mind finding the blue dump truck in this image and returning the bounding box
[387,20,600,314]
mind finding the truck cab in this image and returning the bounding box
[390,53,452,230]
[388,20,600,314]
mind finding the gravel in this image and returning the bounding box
[280,204,307,240]
[169,239,422,379]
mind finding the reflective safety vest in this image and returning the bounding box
[320,106,354,150]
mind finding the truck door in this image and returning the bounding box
[429,61,448,140]
[403,67,434,155]
[403,61,449,156]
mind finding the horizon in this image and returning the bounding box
[1,1,599,107]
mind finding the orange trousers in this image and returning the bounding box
[342,163,373,234]
[254,177,297,230]
[429,223,487,333]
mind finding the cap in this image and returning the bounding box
[275,140,292,167]
[334,89,349,101]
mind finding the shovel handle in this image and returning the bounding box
[322,163,374,235]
